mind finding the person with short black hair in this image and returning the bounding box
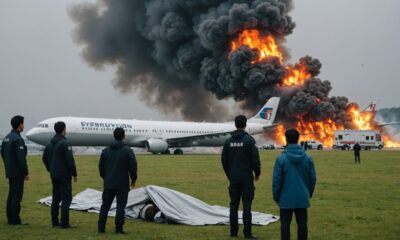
[42,121,77,228]
[98,127,137,234]
[273,129,317,240]
[1,115,29,225]
[221,115,260,239]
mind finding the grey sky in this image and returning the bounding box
[1,0,399,136]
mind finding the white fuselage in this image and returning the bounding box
[26,117,267,149]
[26,97,281,153]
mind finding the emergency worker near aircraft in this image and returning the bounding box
[98,127,137,234]
[353,142,361,164]
[221,115,260,240]
[42,121,78,228]
[272,129,317,240]
[1,115,29,225]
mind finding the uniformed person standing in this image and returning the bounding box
[0,115,29,225]
[221,115,260,239]
[353,142,361,164]
[42,121,77,228]
[98,127,137,234]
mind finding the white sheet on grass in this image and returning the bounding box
[38,185,279,226]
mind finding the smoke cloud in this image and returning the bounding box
[69,0,357,125]
[377,108,400,140]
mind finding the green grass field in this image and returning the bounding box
[0,150,399,239]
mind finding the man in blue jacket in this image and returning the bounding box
[42,121,77,228]
[272,129,316,240]
[221,115,260,239]
[98,127,137,234]
[1,115,29,225]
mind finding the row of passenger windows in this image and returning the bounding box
[152,129,217,134]
[82,127,134,133]
[337,135,375,140]
[82,127,218,134]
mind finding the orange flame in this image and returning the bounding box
[229,30,399,147]
[230,29,283,63]
[273,107,400,148]
[275,119,343,147]
[281,65,311,87]
[383,136,400,148]
[347,105,374,130]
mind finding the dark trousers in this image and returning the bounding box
[98,189,128,232]
[354,153,360,163]
[229,182,254,237]
[7,177,24,224]
[280,208,308,240]
[51,178,72,227]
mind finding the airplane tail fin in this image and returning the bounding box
[249,97,280,125]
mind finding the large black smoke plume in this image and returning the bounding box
[69,0,354,125]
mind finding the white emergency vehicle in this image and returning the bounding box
[333,130,384,150]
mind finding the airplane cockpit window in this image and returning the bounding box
[37,124,49,128]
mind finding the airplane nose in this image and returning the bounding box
[26,128,39,142]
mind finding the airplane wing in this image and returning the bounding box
[263,124,281,130]
[376,122,400,127]
[166,124,281,147]
[166,131,234,147]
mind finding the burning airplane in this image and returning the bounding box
[69,0,400,147]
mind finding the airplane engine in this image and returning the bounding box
[146,139,169,153]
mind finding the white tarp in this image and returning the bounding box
[38,185,279,226]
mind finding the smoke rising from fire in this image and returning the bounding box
[377,108,400,140]
[69,0,300,120]
[69,0,399,146]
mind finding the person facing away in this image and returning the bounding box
[353,142,361,164]
[272,129,317,240]
[303,140,309,151]
[221,115,260,240]
[98,127,137,234]
[1,115,29,225]
[42,121,77,228]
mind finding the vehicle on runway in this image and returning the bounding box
[261,143,276,150]
[27,98,281,154]
[333,130,384,150]
[305,140,323,150]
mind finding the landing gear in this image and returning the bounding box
[174,149,183,155]
[162,149,170,155]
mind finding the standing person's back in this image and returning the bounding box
[221,115,260,239]
[353,142,361,164]
[42,121,77,228]
[272,129,316,240]
[98,127,137,234]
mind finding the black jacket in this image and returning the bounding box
[99,140,137,191]
[221,130,261,183]
[1,130,28,178]
[42,134,77,179]
[353,143,361,153]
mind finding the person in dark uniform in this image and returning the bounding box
[221,115,260,240]
[98,127,137,234]
[42,121,77,228]
[0,115,29,225]
[353,142,361,164]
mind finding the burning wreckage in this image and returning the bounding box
[69,0,400,147]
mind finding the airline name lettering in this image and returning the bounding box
[81,122,133,129]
